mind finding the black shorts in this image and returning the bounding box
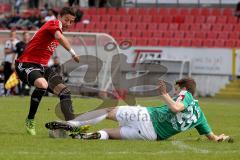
[15,62,54,86]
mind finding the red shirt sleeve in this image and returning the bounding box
[47,20,63,36]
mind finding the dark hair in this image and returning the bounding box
[175,77,196,95]
[60,7,83,23]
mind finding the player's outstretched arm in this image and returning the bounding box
[206,132,232,142]
[158,80,184,113]
[54,31,80,63]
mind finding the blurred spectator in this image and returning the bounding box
[3,30,19,95]
[50,56,61,74]
[44,9,56,22]
[15,0,23,14]
[29,0,39,9]
[88,0,108,7]
[235,1,240,18]
[14,31,31,95]
[69,0,79,7]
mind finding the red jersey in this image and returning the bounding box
[17,20,63,65]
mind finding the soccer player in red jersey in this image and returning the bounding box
[15,7,83,135]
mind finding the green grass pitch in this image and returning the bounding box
[0,96,239,160]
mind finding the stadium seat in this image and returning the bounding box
[85,23,96,31]
[148,8,158,15]
[179,24,190,31]
[152,31,164,38]
[148,39,159,46]
[212,24,223,32]
[222,24,234,32]
[111,16,121,22]
[142,16,152,23]
[142,31,153,38]
[184,16,195,23]
[234,24,240,32]
[97,8,107,15]
[106,23,117,30]
[116,23,127,30]
[218,32,229,39]
[87,8,97,15]
[108,8,117,15]
[181,39,192,47]
[225,40,236,48]
[216,16,227,23]
[163,31,175,38]
[211,8,221,16]
[136,38,148,46]
[132,16,142,23]
[214,40,225,47]
[195,16,206,23]
[128,8,138,15]
[162,16,174,23]
[227,16,238,24]
[136,23,148,30]
[159,39,170,46]
[158,23,169,31]
[190,8,200,16]
[91,15,101,22]
[173,16,185,23]
[201,24,212,31]
[223,8,233,16]
[121,16,132,22]
[206,16,216,24]
[169,8,178,15]
[206,32,218,39]
[117,8,127,15]
[120,31,131,38]
[174,31,185,39]
[131,31,142,38]
[138,8,148,15]
[168,24,179,31]
[126,23,137,31]
[95,23,106,31]
[203,39,214,47]
[179,8,190,16]
[190,24,201,31]
[200,8,210,16]
[229,32,239,39]
[148,23,158,31]
[159,8,169,15]
[169,39,181,47]
[185,32,195,39]
[191,39,203,47]
[195,32,206,39]
[152,16,163,23]
[101,15,111,22]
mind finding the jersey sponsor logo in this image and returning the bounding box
[47,41,59,52]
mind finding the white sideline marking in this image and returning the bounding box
[172,140,209,154]
[0,149,238,156]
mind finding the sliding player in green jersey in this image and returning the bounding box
[46,77,232,142]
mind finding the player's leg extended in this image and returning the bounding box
[47,69,74,121]
[25,70,48,135]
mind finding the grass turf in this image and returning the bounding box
[0,96,239,160]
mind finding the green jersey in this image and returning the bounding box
[147,91,212,140]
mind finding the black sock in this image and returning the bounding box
[27,88,46,119]
[58,87,75,121]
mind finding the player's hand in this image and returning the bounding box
[216,134,233,143]
[72,55,80,63]
[158,80,167,95]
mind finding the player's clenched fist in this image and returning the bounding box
[72,55,80,63]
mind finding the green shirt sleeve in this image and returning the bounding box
[195,112,212,135]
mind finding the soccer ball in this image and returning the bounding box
[48,129,68,138]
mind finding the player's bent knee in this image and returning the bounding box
[34,78,48,89]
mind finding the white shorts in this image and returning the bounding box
[116,106,157,140]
